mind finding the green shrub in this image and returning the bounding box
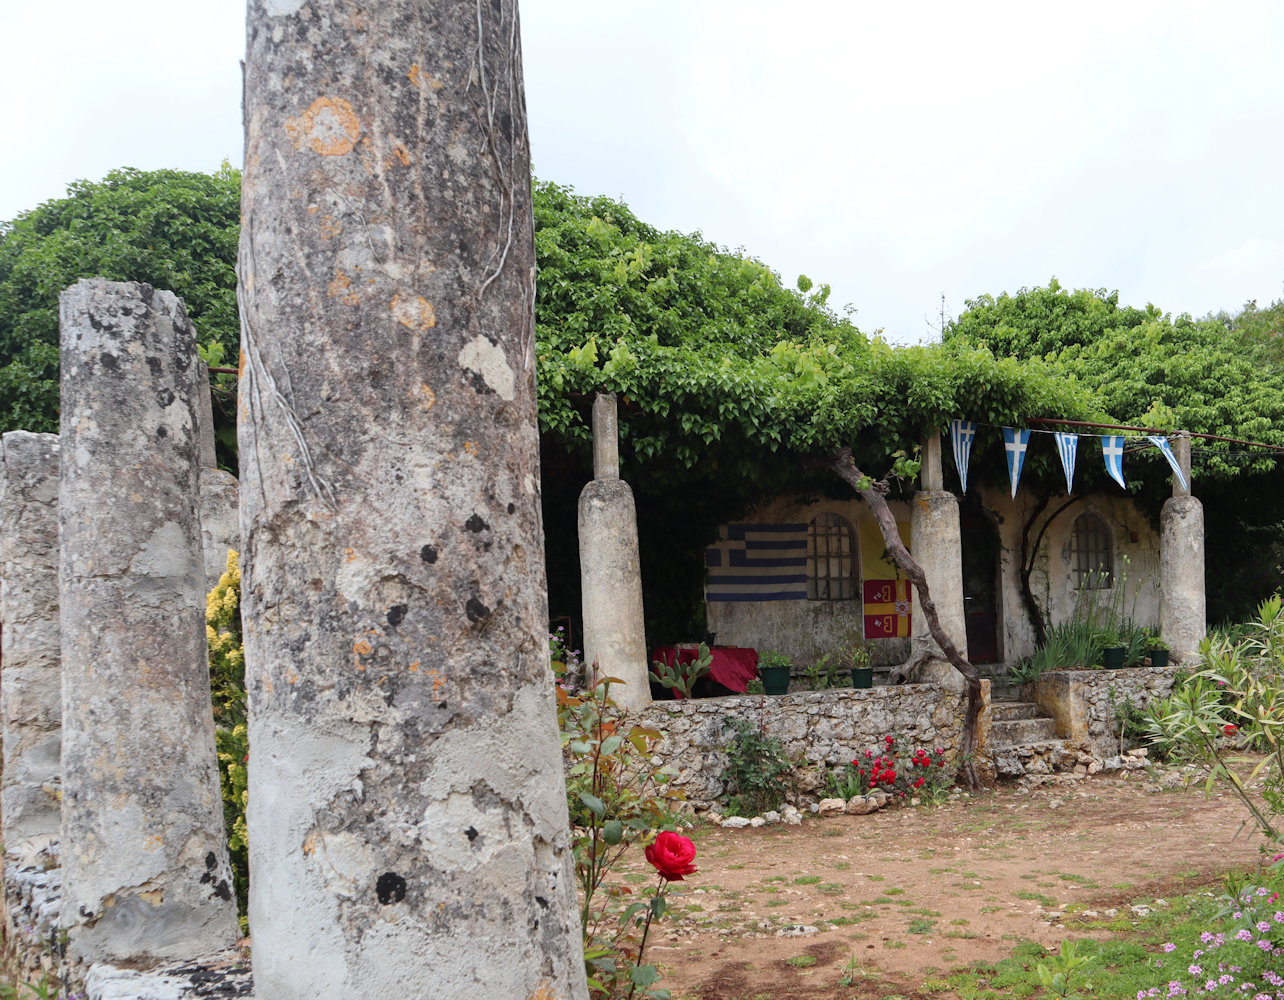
[720,716,791,816]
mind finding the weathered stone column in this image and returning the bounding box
[1160,432,1205,662]
[59,278,239,966]
[0,432,62,848]
[240,2,587,997]
[908,434,967,690]
[579,393,650,710]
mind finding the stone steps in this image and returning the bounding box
[990,716,1059,746]
[991,700,1040,722]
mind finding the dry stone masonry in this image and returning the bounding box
[58,279,239,969]
[239,1,586,996]
[638,683,986,805]
[0,432,63,849]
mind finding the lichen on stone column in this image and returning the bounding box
[58,278,239,968]
[238,1,587,996]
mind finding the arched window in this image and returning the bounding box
[1071,513,1113,589]
[807,513,856,600]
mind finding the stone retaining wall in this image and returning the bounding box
[1023,667,1176,758]
[637,681,991,805]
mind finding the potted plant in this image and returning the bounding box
[648,643,713,699]
[846,641,874,689]
[1099,627,1125,669]
[1145,632,1169,668]
[756,650,792,695]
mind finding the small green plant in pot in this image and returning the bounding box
[845,640,874,689]
[1145,630,1169,667]
[1099,627,1125,669]
[757,650,792,694]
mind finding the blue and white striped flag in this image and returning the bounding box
[1002,427,1031,498]
[705,523,808,602]
[1054,432,1078,494]
[1101,435,1126,489]
[950,419,977,494]
[1147,436,1189,492]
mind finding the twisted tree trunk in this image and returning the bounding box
[829,447,983,789]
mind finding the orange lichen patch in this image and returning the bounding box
[525,982,562,1000]
[344,548,356,562]
[353,639,373,657]
[408,64,446,90]
[286,669,299,685]
[327,271,360,305]
[427,668,446,697]
[408,661,420,673]
[416,384,437,411]
[386,139,412,169]
[307,204,320,215]
[302,832,318,856]
[463,440,479,457]
[143,835,163,852]
[391,294,437,331]
[284,96,361,157]
[139,889,164,906]
[320,213,343,240]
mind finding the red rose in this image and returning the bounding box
[1223,724,1238,735]
[885,735,895,745]
[645,831,698,881]
[914,776,925,788]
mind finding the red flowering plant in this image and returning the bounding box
[827,735,959,805]
[557,664,690,999]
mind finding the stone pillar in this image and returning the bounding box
[58,279,239,966]
[908,436,967,690]
[579,394,650,711]
[0,432,62,848]
[240,2,587,997]
[1161,433,1204,662]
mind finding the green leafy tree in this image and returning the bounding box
[0,164,241,435]
[945,279,1284,625]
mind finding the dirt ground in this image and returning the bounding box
[623,767,1273,1000]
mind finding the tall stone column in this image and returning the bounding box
[0,431,62,848]
[239,2,587,997]
[579,393,650,710]
[1160,432,1205,662]
[908,433,967,690]
[58,279,239,966]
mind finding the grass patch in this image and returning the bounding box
[818,883,844,896]
[884,887,906,895]
[907,918,936,934]
[794,875,822,885]
[786,955,817,968]
[1016,890,1056,907]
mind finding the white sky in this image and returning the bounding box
[2,0,1281,342]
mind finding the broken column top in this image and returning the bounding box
[593,392,620,480]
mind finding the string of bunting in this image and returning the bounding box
[949,419,1190,496]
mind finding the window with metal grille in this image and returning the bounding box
[807,513,856,600]
[1072,513,1113,589]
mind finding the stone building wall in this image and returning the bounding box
[1024,667,1176,758]
[636,682,990,805]
[703,495,912,670]
[976,487,1163,665]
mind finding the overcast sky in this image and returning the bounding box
[2,0,1280,342]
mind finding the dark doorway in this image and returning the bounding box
[961,504,1001,663]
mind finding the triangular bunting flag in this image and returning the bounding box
[949,419,977,493]
[1001,427,1031,499]
[1101,435,1126,489]
[1147,436,1189,492]
[1054,432,1078,494]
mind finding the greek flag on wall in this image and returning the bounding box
[1054,432,1078,494]
[704,523,808,602]
[1001,427,1031,499]
[1101,435,1127,489]
[950,419,977,494]
[1147,436,1189,492]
